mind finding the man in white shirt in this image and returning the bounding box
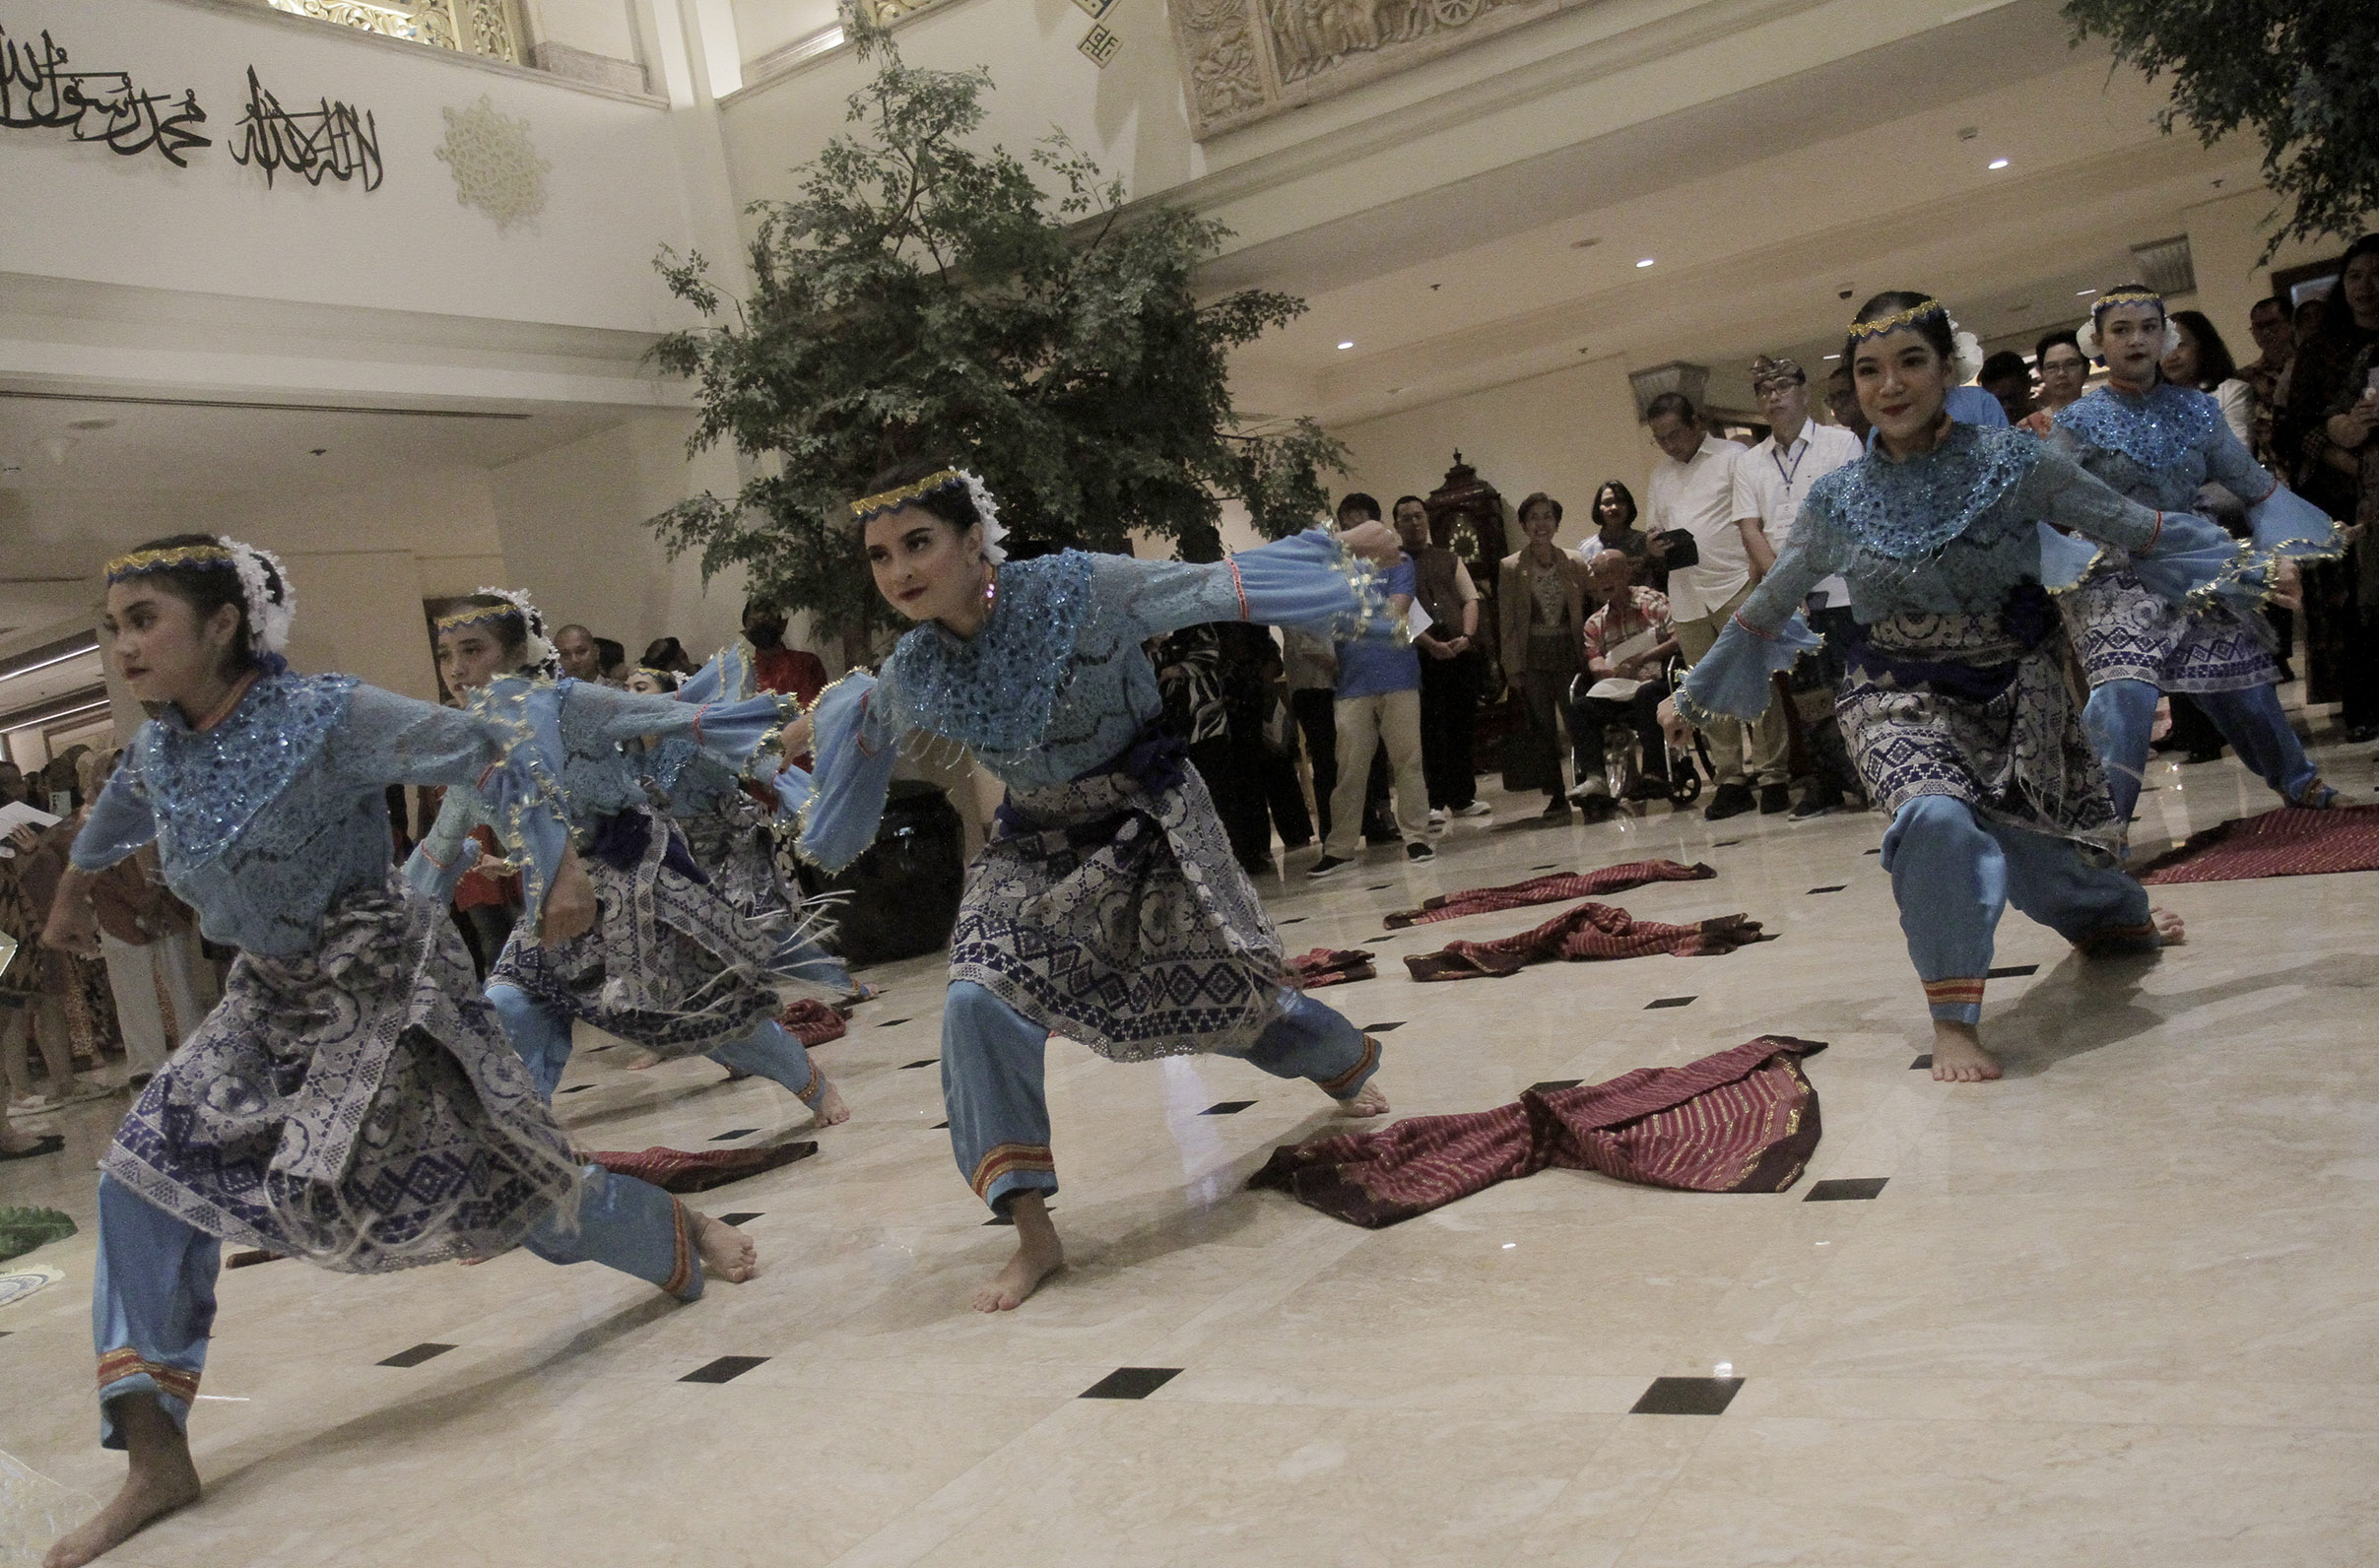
[1731,355,1865,818]
[1642,391,1778,820]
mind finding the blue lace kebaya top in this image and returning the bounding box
[71,673,571,957]
[1677,423,2249,724]
[2050,380,2334,558]
[406,675,794,903]
[641,736,748,818]
[787,530,1388,872]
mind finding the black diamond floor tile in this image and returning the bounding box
[1807,884,1846,894]
[680,1355,768,1384]
[902,1059,939,1070]
[1645,996,1694,1010]
[1531,863,1562,871]
[932,1120,949,1130]
[1277,917,1307,925]
[877,1017,913,1028]
[1987,964,2039,978]
[1863,847,1882,855]
[1361,1022,1405,1032]
[709,1128,758,1142]
[1630,1376,1744,1415]
[714,1211,762,1226]
[1528,1078,1582,1093]
[1804,1177,1888,1202]
[1910,1054,1934,1070]
[1710,839,1742,848]
[1201,1100,1257,1115]
[1367,882,1394,891]
[559,1084,593,1094]
[377,1342,455,1368]
[1081,1366,1182,1400]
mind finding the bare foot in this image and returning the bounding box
[691,1209,757,1283]
[806,1075,850,1128]
[47,1398,201,1568]
[1333,1081,1390,1118]
[623,1050,663,1071]
[973,1193,1063,1313]
[2152,906,2186,946]
[1930,1020,2002,1083]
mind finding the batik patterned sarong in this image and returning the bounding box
[101,873,576,1271]
[947,758,1289,1062]
[1838,596,2122,854]
[492,809,779,1058]
[2060,561,2280,693]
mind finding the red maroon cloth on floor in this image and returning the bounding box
[585,1142,818,1194]
[2134,804,2379,884]
[1382,859,1715,928]
[1248,1035,1826,1226]
[779,998,848,1046]
[1404,901,1769,981]
[1289,948,1377,988]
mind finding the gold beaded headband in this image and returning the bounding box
[106,543,235,582]
[849,467,967,521]
[633,665,679,684]
[433,603,525,634]
[2090,287,2163,316]
[1845,298,1949,342]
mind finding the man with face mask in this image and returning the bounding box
[738,599,827,709]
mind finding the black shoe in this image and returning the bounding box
[1307,854,1355,881]
[2346,724,2379,744]
[2182,746,2225,765]
[1621,774,1672,802]
[1788,784,1844,820]
[1704,783,1755,821]
[1758,783,1791,815]
[1541,796,1572,818]
[1405,840,1435,863]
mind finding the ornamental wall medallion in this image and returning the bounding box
[434,95,549,230]
[1168,0,1594,138]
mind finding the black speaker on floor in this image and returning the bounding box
[799,779,966,966]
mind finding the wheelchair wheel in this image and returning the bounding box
[1668,769,1701,806]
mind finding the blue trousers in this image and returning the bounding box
[2083,678,2322,823]
[774,934,857,995]
[1880,796,2156,1025]
[940,979,1382,1212]
[90,1165,699,1447]
[487,982,822,1107]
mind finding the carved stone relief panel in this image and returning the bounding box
[1169,0,1593,138]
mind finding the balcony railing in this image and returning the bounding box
[264,0,524,66]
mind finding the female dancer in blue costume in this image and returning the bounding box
[2049,284,2339,825]
[37,538,758,1568]
[1660,294,2257,1083]
[411,595,849,1126]
[624,666,866,1005]
[777,462,1402,1311]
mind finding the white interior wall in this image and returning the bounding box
[281,549,442,700]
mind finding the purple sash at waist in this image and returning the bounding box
[582,808,709,886]
[1842,583,2055,704]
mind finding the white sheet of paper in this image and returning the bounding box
[1604,625,1660,667]
[1405,600,1433,640]
[1585,678,1644,702]
[0,800,62,836]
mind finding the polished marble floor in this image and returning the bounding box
[3,732,2376,1568]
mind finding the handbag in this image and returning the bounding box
[1650,529,1700,569]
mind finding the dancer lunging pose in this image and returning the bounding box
[412,596,848,1124]
[2049,283,2339,824]
[1663,295,2256,1082]
[39,538,756,1568]
[779,462,1400,1311]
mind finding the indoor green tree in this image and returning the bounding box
[2064,0,2379,258]
[648,17,1344,640]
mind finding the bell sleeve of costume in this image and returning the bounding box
[2200,420,2337,558]
[2023,445,2261,613]
[1117,530,1389,643]
[1673,515,1835,727]
[69,758,157,872]
[789,673,906,873]
[342,686,571,929]
[565,680,799,779]
[404,785,494,907]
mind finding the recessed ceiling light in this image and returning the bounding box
[1337,341,1355,351]
[1822,354,1840,360]
[1634,257,1655,269]
[2077,287,2097,295]
[1987,158,2010,170]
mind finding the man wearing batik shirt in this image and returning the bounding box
[1731,354,1865,818]
[1569,551,1681,801]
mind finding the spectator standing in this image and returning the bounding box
[1824,363,1871,442]
[1732,355,1866,817]
[1573,481,1663,596]
[553,622,606,683]
[1977,350,2038,425]
[2164,310,2253,448]
[1571,552,1681,801]
[1395,494,1490,826]
[2030,329,2091,427]
[2239,294,2295,468]
[739,598,829,708]
[1497,492,1588,817]
[1310,494,1433,877]
[640,636,699,678]
[2283,234,2379,741]
[1282,627,1343,840]
[1643,391,1781,818]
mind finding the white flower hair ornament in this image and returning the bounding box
[958,471,1009,565]
[1944,314,1986,387]
[220,536,296,657]
[2076,289,2179,361]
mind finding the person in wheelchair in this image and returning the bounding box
[1567,551,1685,811]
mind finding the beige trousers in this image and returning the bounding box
[1671,585,1790,789]
[1325,688,1428,857]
